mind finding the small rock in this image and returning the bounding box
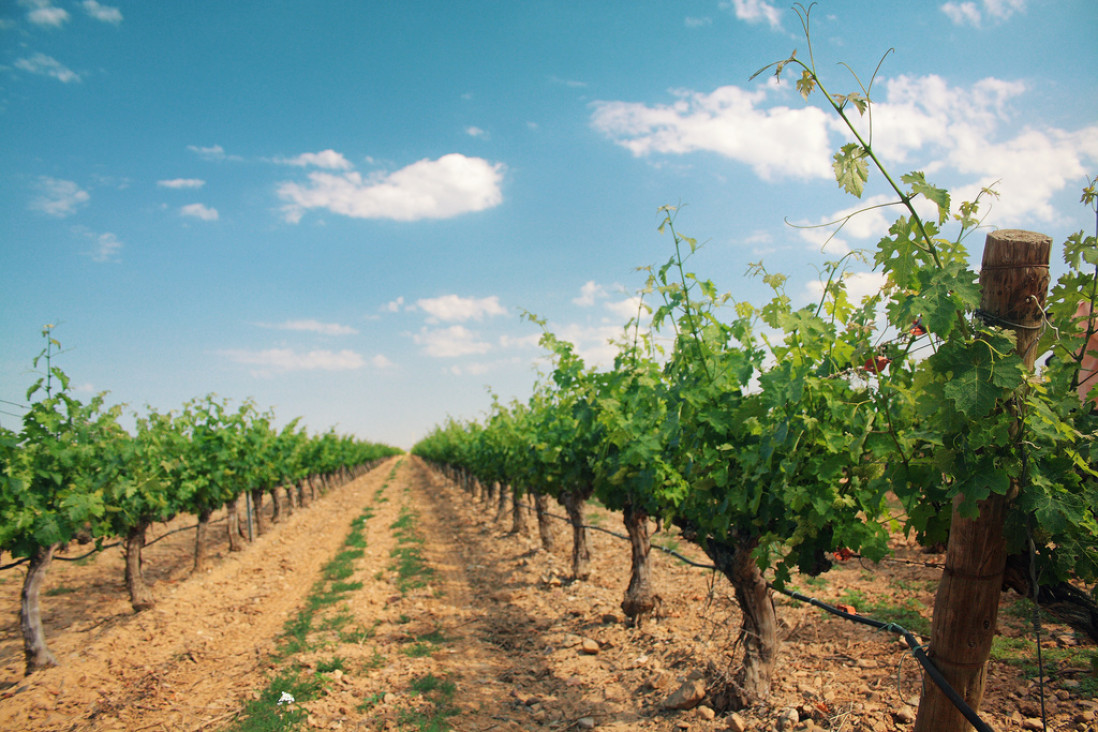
[1022,719,1044,731]
[382,692,396,704]
[726,712,749,732]
[1020,702,1042,717]
[696,705,715,720]
[577,717,596,730]
[329,669,343,681]
[581,638,601,655]
[892,706,916,724]
[663,679,706,710]
[777,707,799,732]
[601,613,619,624]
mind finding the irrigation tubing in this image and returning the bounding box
[0,514,235,571]
[472,484,994,732]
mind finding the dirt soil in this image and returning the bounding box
[0,456,1094,731]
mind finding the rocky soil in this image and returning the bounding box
[0,456,1094,731]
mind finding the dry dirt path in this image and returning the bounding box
[1,455,1094,732]
[0,459,398,731]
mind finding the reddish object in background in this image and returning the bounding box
[833,547,854,562]
[863,355,890,373]
[910,317,926,336]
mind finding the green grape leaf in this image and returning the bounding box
[902,172,951,224]
[833,143,868,198]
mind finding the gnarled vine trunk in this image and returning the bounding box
[21,543,59,675]
[225,496,244,551]
[510,489,526,535]
[250,488,266,535]
[560,489,591,581]
[125,522,155,611]
[271,485,284,524]
[702,533,778,711]
[1002,553,1098,643]
[193,508,212,572]
[286,484,297,513]
[620,503,657,626]
[534,492,554,551]
[495,483,508,522]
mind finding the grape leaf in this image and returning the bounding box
[902,171,951,224]
[833,143,868,198]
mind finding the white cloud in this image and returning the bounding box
[720,0,781,30]
[573,280,608,307]
[382,296,405,313]
[180,203,219,221]
[499,333,541,350]
[868,74,1095,225]
[371,354,395,369]
[605,296,645,321]
[941,2,981,26]
[22,1,69,27]
[413,325,492,358]
[258,319,358,336]
[14,53,80,83]
[591,85,833,181]
[984,0,1026,19]
[465,126,488,138]
[72,226,123,262]
[684,16,712,28]
[274,149,352,170]
[82,0,122,24]
[88,232,122,262]
[942,0,1025,26]
[157,178,205,189]
[222,348,367,374]
[416,294,507,323]
[594,72,1095,230]
[278,153,505,223]
[804,271,888,308]
[187,144,238,161]
[30,177,88,217]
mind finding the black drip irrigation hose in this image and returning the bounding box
[452,479,995,732]
[0,514,236,571]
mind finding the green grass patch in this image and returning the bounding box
[45,585,77,597]
[339,620,379,644]
[395,673,459,732]
[316,657,346,674]
[226,669,322,731]
[330,580,363,594]
[318,610,354,633]
[992,635,1098,693]
[402,642,434,658]
[358,692,384,712]
[234,480,385,727]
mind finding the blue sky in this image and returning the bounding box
[2,0,1096,449]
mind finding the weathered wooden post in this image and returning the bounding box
[915,229,1051,731]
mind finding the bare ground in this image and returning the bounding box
[0,456,1094,731]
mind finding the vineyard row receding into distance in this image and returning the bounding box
[0,326,402,680]
[410,9,1098,731]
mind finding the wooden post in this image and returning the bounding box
[915,229,1051,732]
